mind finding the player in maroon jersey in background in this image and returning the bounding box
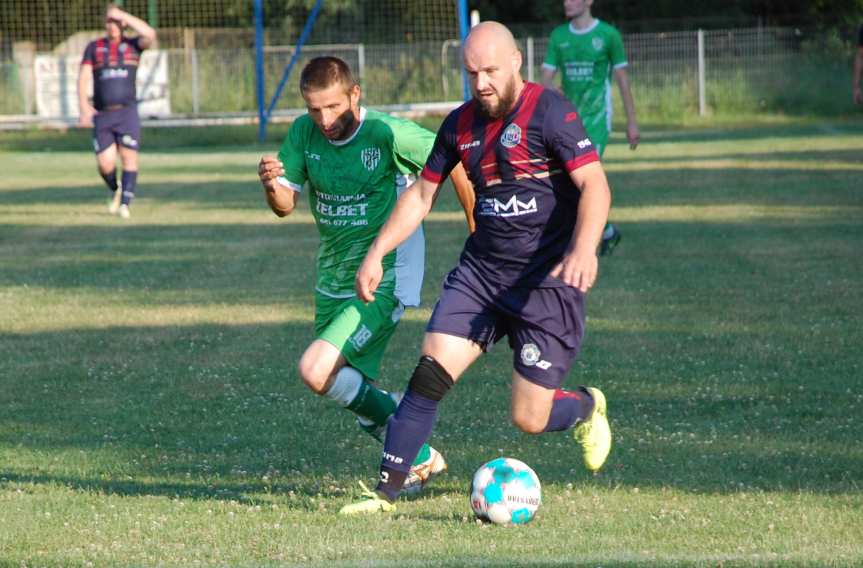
[78,4,156,219]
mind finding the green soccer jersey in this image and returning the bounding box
[277,107,434,306]
[543,19,627,147]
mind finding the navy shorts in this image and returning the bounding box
[426,262,585,389]
[92,105,141,154]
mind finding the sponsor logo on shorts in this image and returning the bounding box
[349,324,373,350]
[92,138,100,152]
[500,123,522,148]
[521,343,541,365]
[520,343,552,370]
[361,147,381,171]
[121,134,138,148]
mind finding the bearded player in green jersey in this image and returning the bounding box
[542,0,639,256]
[257,57,474,495]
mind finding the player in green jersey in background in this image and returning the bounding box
[257,56,474,495]
[542,0,639,256]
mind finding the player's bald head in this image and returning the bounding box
[463,21,520,63]
[462,21,523,119]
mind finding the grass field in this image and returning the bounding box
[1,118,862,567]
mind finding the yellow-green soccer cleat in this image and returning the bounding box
[572,387,612,473]
[402,445,447,496]
[338,481,396,515]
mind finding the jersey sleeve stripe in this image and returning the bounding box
[612,61,628,69]
[565,150,599,171]
[541,62,557,71]
[420,167,444,184]
[276,176,303,192]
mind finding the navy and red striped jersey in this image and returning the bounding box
[421,82,599,288]
[81,37,144,110]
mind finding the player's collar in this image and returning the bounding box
[328,106,367,147]
[569,19,600,35]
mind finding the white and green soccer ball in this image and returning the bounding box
[469,457,541,525]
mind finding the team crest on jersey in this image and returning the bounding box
[500,123,522,148]
[361,147,381,171]
[592,37,604,51]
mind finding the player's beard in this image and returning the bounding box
[475,75,518,120]
[321,108,358,141]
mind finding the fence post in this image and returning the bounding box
[191,48,199,115]
[12,42,36,115]
[697,28,706,117]
[357,44,365,88]
[526,37,534,82]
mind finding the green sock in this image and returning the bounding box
[412,443,431,467]
[346,379,397,426]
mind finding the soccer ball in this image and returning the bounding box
[469,457,541,525]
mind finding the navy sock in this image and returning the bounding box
[100,170,118,192]
[121,170,138,205]
[543,387,595,432]
[376,388,439,502]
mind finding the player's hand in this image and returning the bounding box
[627,122,640,150]
[78,108,95,128]
[549,248,598,293]
[258,155,285,192]
[106,5,126,24]
[355,253,383,303]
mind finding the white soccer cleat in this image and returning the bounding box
[402,445,447,496]
[118,204,130,219]
[108,188,122,214]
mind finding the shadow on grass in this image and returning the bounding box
[1,311,861,499]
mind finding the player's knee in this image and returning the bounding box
[297,354,329,395]
[407,355,454,401]
[511,409,546,435]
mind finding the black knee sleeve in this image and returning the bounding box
[407,355,454,401]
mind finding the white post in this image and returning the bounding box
[191,48,200,115]
[526,37,534,83]
[357,44,366,87]
[697,28,706,117]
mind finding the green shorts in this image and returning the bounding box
[315,292,404,380]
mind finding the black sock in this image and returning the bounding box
[376,388,439,502]
[543,387,595,432]
[100,170,118,192]
[121,170,138,205]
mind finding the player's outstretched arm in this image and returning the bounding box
[258,155,297,217]
[449,163,475,233]
[108,4,157,48]
[550,161,611,293]
[613,68,640,150]
[356,177,441,302]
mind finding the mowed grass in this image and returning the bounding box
[1,119,863,567]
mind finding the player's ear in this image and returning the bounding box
[512,49,523,75]
[348,83,361,106]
